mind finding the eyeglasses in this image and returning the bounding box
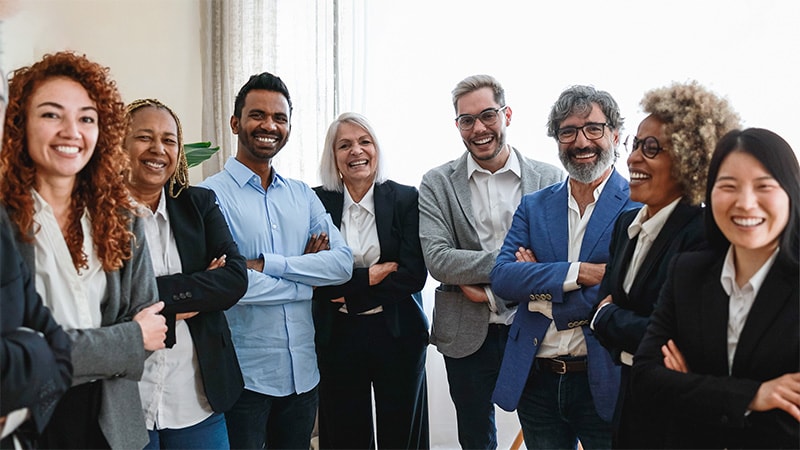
[455,106,507,130]
[624,135,665,159]
[555,122,609,144]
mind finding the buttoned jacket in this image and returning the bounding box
[490,170,639,422]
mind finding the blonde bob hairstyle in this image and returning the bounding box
[640,81,740,205]
[318,112,387,192]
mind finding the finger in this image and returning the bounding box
[147,301,165,313]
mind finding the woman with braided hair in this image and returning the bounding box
[123,98,247,449]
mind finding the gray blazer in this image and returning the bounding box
[419,148,564,358]
[17,214,157,450]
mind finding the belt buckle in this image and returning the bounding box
[552,358,568,374]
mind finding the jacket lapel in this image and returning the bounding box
[581,171,630,260]
[699,258,732,372]
[450,153,477,234]
[373,183,392,259]
[630,203,696,291]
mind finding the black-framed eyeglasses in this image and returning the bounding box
[555,122,608,144]
[624,135,665,159]
[455,106,507,130]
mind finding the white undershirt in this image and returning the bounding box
[32,189,106,331]
[339,184,382,314]
[623,197,681,293]
[530,174,611,358]
[137,194,213,430]
[467,147,522,325]
[720,245,778,374]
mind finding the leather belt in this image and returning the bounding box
[535,357,588,374]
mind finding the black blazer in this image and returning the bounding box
[312,180,429,345]
[1,206,72,435]
[631,249,799,449]
[156,186,248,413]
[593,202,706,361]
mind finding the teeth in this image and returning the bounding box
[55,146,79,154]
[732,217,765,227]
[143,161,166,169]
[574,153,595,159]
[629,172,650,180]
[349,160,368,167]
[255,136,277,143]
[474,136,492,145]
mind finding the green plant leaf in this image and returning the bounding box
[185,141,221,168]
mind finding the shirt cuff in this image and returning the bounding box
[590,301,612,331]
[261,253,287,277]
[563,262,581,292]
[485,286,497,313]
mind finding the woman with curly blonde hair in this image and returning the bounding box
[591,81,740,448]
[0,51,166,449]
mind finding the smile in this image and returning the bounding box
[143,160,167,169]
[54,146,79,155]
[348,159,368,168]
[732,216,765,227]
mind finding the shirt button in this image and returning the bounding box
[272,224,278,229]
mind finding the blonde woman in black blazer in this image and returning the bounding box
[631,128,800,449]
[313,112,429,449]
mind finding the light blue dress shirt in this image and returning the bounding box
[200,157,353,397]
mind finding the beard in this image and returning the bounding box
[559,144,615,183]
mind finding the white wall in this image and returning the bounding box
[0,0,205,181]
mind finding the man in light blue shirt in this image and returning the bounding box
[200,72,353,450]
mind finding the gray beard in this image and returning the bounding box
[560,147,614,184]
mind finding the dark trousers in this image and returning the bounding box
[317,312,429,450]
[443,323,509,450]
[225,386,318,450]
[37,382,109,450]
[517,360,611,450]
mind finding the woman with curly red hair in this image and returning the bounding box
[0,51,167,449]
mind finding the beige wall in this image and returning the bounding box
[0,0,206,181]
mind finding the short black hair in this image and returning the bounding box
[233,72,292,119]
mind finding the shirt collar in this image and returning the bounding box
[720,245,780,296]
[466,145,521,179]
[627,197,682,240]
[224,156,284,189]
[343,183,376,216]
[567,168,612,204]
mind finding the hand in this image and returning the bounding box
[515,247,537,263]
[330,297,345,304]
[577,262,606,287]
[662,339,690,373]
[133,301,167,351]
[369,262,398,286]
[176,311,200,321]
[748,372,800,421]
[206,254,227,271]
[597,294,613,309]
[304,233,330,254]
[246,256,264,273]
[459,284,489,303]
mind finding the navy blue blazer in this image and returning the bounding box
[1,206,72,434]
[631,249,799,448]
[157,186,248,413]
[312,180,429,345]
[490,170,640,422]
[593,202,706,361]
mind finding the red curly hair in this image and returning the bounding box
[0,51,134,271]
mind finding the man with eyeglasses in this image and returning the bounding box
[490,85,640,449]
[418,74,563,449]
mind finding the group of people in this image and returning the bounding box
[0,49,797,450]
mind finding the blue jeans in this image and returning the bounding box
[443,323,508,450]
[145,412,229,449]
[225,386,318,450]
[517,361,611,450]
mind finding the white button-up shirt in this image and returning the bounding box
[32,189,105,331]
[467,148,522,325]
[340,184,382,314]
[137,194,213,430]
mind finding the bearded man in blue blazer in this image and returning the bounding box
[490,85,640,450]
